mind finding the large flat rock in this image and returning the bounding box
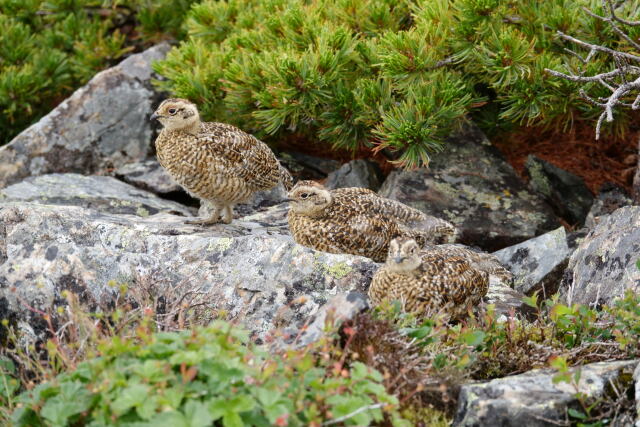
[379,123,560,251]
[0,44,169,188]
[0,173,193,217]
[454,360,638,427]
[0,202,377,344]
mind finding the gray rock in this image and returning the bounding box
[561,206,640,307]
[281,292,369,349]
[525,155,594,226]
[378,123,560,251]
[114,159,182,195]
[0,44,170,188]
[493,227,571,297]
[584,183,634,229]
[0,201,377,344]
[454,360,639,427]
[325,159,383,191]
[0,173,193,217]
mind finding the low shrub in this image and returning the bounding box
[153,0,640,168]
[2,282,638,425]
[3,319,409,426]
[343,290,640,418]
[0,0,198,144]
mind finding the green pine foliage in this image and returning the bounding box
[0,0,197,144]
[154,0,640,168]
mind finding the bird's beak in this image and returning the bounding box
[394,256,405,264]
[150,112,159,121]
[283,198,295,203]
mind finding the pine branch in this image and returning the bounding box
[546,0,640,139]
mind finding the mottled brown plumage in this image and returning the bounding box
[369,237,511,319]
[287,181,456,262]
[152,98,293,224]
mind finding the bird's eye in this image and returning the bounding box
[168,108,177,115]
[300,193,309,199]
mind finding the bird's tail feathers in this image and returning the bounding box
[469,252,513,284]
[279,164,294,191]
[408,217,457,245]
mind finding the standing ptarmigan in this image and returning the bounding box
[287,180,456,262]
[368,237,512,319]
[151,98,293,224]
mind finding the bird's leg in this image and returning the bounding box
[186,203,222,225]
[221,204,234,224]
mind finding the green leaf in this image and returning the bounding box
[568,408,587,420]
[222,411,244,427]
[255,387,282,407]
[111,383,151,415]
[636,259,640,271]
[136,395,160,420]
[522,293,538,309]
[40,381,92,426]
[460,330,486,347]
[183,400,213,427]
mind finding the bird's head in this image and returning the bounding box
[386,237,422,274]
[151,98,200,133]
[287,180,332,216]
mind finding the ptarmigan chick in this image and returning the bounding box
[287,180,456,262]
[368,237,512,319]
[151,98,293,225]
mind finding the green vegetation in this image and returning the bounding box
[0,0,197,144]
[4,0,638,165]
[344,290,640,422]
[0,300,409,426]
[153,0,640,168]
[2,287,639,425]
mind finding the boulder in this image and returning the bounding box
[454,360,639,427]
[561,206,640,307]
[0,173,193,217]
[584,183,634,229]
[378,123,560,251]
[0,44,170,188]
[325,159,384,191]
[525,155,594,226]
[279,291,369,349]
[0,201,378,345]
[493,227,571,297]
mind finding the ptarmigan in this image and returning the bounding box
[151,98,293,224]
[287,180,456,262]
[368,237,512,319]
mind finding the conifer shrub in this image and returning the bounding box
[154,0,640,167]
[0,0,197,144]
